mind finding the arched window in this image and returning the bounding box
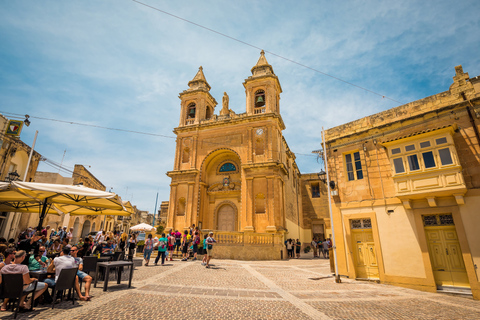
[182,148,190,163]
[255,90,265,108]
[187,103,196,119]
[177,198,186,216]
[219,162,236,172]
[255,193,265,214]
[255,138,264,155]
[206,106,212,120]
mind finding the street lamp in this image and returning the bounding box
[5,171,20,182]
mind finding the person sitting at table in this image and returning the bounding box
[78,237,92,257]
[45,247,90,301]
[62,238,71,249]
[103,241,114,254]
[70,246,92,299]
[17,231,42,266]
[92,241,104,256]
[0,248,16,271]
[0,250,48,311]
[77,238,84,248]
[28,246,48,271]
[51,238,62,253]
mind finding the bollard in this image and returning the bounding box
[280,249,283,260]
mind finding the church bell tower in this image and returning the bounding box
[243,50,282,116]
[178,66,217,127]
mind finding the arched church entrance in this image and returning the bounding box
[217,203,236,231]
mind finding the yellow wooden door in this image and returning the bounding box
[352,229,379,279]
[425,226,469,288]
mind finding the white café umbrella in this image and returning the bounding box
[130,223,155,232]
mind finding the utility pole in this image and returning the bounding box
[152,192,159,227]
[322,127,341,283]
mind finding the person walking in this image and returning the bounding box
[201,234,208,265]
[181,230,191,261]
[154,233,168,266]
[205,232,217,268]
[128,234,137,259]
[143,234,154,266]
[174,230,182,255]
[295,239,301,259]
[322,239,330,258]
[192,231,200,261]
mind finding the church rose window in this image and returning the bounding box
[219,163,236,172]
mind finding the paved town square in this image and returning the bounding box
[2,256,479,320]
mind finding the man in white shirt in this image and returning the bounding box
[46,247,89,301]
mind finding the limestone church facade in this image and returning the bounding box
[164,52,329,259]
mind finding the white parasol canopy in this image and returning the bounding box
[130,223,155,231]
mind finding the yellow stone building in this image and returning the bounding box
[324,66,480,299]
[165,52,329,259]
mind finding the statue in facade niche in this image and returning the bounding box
[220,92,229,116]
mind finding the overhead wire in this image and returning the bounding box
[0,111,317,158]
[131,0,405,105]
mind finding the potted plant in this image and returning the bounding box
[303,246,311,254]
[137,240,145,253]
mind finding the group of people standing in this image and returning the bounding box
[284,238,332,259]
[311,238,332,259]
[141,225,217,268]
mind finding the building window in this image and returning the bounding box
[206,106,212,120]
[393,158,405,173]
[219,163,236,172]
[407,154,420,171]
[345,151,363,181]
[187,103,196,119]
[311,183,320,198]
[388,135,456,175]
[439,148,453,165]
[422,214,454,227]
[422,151,436,168]
[351,218,372,229]
[255,193,265,214]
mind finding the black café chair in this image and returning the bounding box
[113,251,122,261]
[51,267,78,309]
[82,256,98,282]
[1,274,37,319]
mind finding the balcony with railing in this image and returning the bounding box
[254,107,266,114]
[185,119,195,125]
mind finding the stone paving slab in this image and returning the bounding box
[0,259,479,319]
[308,298,480,320]
[71,293,312,320]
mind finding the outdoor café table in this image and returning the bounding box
[94,261,134,292]
[29,270,54,282]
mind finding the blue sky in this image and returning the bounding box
[1,0,479,212]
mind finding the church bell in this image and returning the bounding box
[256,96,264,104]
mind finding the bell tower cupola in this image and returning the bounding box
[179,66,217,126]
[243,50,282,116]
